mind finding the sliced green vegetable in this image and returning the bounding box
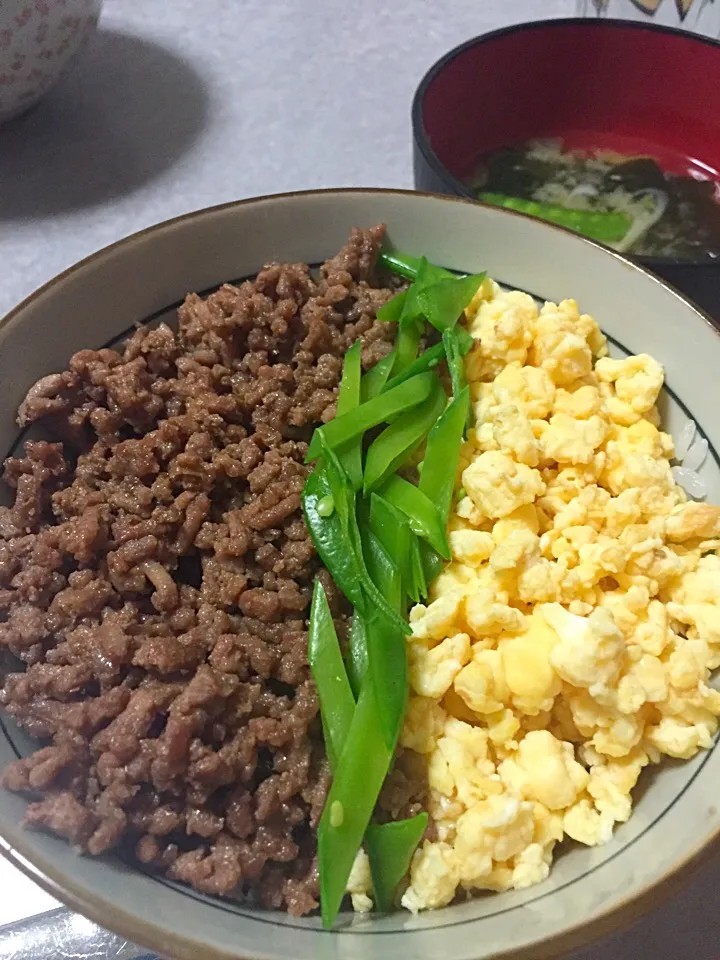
[396,259,452,327]
[318,684,393,929]
[393,319,422,375]
[377,289,407,324]
[409,534,427,601]
[378,251,425,280]
[362,594,408,750]
[357,502,408,744]
[363,376,447,492]
[308,581,355,772]
[311,584,416,922]
[320,444,409,722]
[380,251,455,283]
[365,814,429,913]
[417,273,486,333]
[318,443,352,526]
[415,257,455,284]
[378,254,458,327]
[361,351,396,401]
[384,342,445,392]
[336,491,409,643]
[307,372,436,461]
[361,529,407,743]
[420,540,443,587]
[347,610,368,700]
[378,269,424,331]
[308,243,495,927]
[303,452,409,638]
[456,325,474,355]
[397,285,422,329]
[303,464,364,609]
[336,341,363,492]
[379,253,477,333]
[312,591,416,922]
[306,454,409,754]
[420,387,470,523]
[379,474,450,559]
[337,341,362,415]
[363,529,403,612]
[442,328,467,402]
[313,593,418,920]
[478,192,632,244]
[369,493,413,599]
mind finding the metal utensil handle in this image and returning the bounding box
[0,908,154,960]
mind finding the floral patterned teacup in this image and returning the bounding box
[0,0,102,123]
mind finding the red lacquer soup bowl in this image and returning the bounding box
[412,19,720,319]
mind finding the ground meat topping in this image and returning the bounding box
[0,226,395,915]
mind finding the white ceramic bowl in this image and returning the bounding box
[0,0,102,123]
[0,189,718,960]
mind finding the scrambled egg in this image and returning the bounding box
[383,280,720,913]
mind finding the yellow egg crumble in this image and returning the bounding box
[351,279,720,914]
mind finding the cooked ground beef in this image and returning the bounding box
[0,226,398,916]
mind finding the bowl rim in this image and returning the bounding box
[0,185,719,960]
[411,16,720,272]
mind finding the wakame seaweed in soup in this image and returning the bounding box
[470,140,720,262]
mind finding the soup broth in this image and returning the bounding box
[469,140,720,262]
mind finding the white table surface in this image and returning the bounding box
[0,0,718,955]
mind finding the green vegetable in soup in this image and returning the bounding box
[473,139,720,261]
[478,192,632,244]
